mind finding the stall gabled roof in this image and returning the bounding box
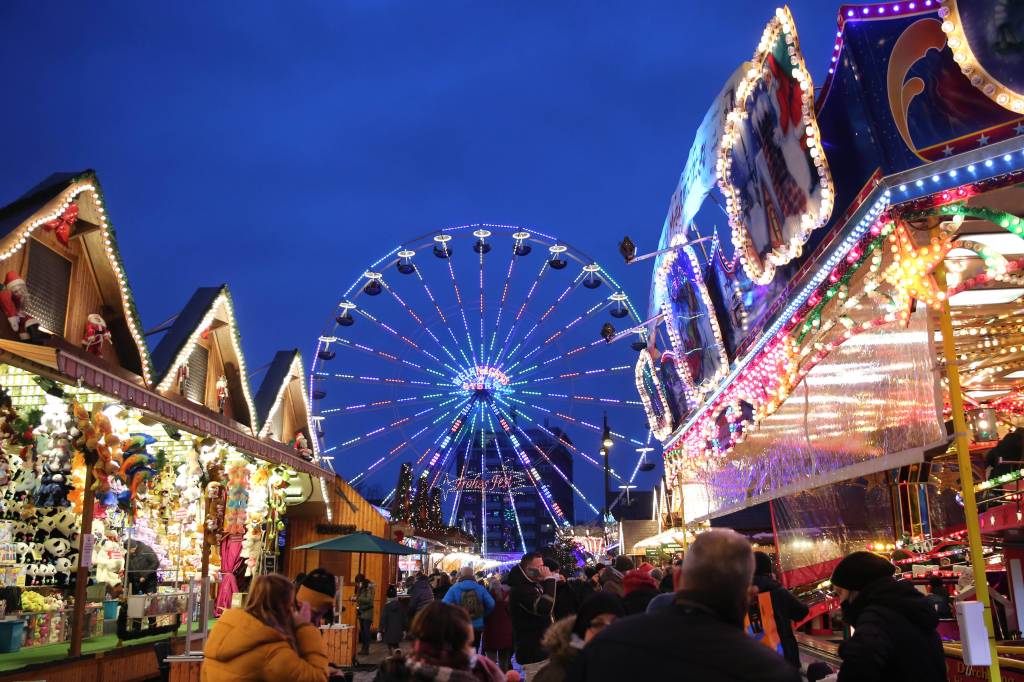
[254,349,318,454]
[0,170,154,382]
[149,284,260,433]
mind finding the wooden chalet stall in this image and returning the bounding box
[284,475,391,632]
[0,171,332,680]
[150,285,259,434]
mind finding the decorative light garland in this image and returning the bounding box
[0,178,154,383]
[154,288,261,436]
[716,6,835,285]
[939,0,1024,114]
[634,349,674,440]
[656,240,730,402]
[662,188,1024,482]
[256,352,322,461]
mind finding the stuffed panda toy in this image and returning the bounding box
[54,556,73,586]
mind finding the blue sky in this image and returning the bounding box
[0,1,843,517]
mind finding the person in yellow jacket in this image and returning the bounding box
[202,573,329,682]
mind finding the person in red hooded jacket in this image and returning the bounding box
[621,568,659,615]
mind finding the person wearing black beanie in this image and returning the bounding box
[750,551,808,669]
[829,551,945,681]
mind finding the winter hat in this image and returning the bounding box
[754,551,773,576]
[637,562,655,574]
[297,568,337,610]
[598,566,622,586]
[622,569,658,596]
[571,592,625,639]
[830,552,896,591]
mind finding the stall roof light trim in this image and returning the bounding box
[663,136,1024,449]
[151,286,260,434]
[0,172,154,383]
[255,349,321,458]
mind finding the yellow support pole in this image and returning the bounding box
[937,294,1002,682]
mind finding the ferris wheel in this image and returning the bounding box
[310,224,653,532]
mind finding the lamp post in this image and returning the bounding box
[601,413,613,522]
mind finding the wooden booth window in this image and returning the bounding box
[184,344,209,404]
[25,241,72,336]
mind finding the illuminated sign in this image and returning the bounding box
[453,366,511,393]
[442,471,530,496]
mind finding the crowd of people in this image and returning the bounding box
[199,529,951,682]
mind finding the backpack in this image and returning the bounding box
[460,585,484,620]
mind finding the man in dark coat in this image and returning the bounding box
[830,551,946,682]
[508,551,557,680]
[543,557,578,620]
[568,529,800,682]
[406,572,434,618]
[752,551,809,668]
[127,540,159,594]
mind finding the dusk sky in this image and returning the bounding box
[0,1,843,513]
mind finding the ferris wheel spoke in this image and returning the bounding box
[356,308,460,375]
[506,408,600,517]
[512,390,642,408]
[483,242,522,367]
[487,401,567,527]
[506,297,613,370]
[383,282,465,369]
[544,406,644,447]
[448,405,482,525]
[352,396,474,485]
[482,407,527,554]
[512,336,629,380]
[316,372,450,388]
[415,397,477,483]
[328,397,461,455]
[437,252,479,367]
[412,266,474,368]
[491,260,551,369]
[321,336,446,379]
[493,394,625,481]
[321,391,463,415]
[499,274,586,369]
[478,235,487,362]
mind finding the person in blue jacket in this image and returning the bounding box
[442,565,495,648]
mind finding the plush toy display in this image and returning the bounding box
[223,462,250,536]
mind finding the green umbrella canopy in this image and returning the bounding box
[294,531,417,555]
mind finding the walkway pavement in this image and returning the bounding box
[351,640,411,682]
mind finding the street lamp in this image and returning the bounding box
[602,413,612,522]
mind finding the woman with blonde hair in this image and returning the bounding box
[202,573,329,682]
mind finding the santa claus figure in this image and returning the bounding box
[292,432,313,461]
[215,375,229,414]
[0,272,45,343]
[175,363,189,396]
[82,314,112,356]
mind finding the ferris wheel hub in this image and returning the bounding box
[454,365,511,398]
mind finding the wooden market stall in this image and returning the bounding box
[0,170,334,679]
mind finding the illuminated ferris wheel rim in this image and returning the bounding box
[332,223,635,302]
[313,223,645,399]
[309,222,652,540]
